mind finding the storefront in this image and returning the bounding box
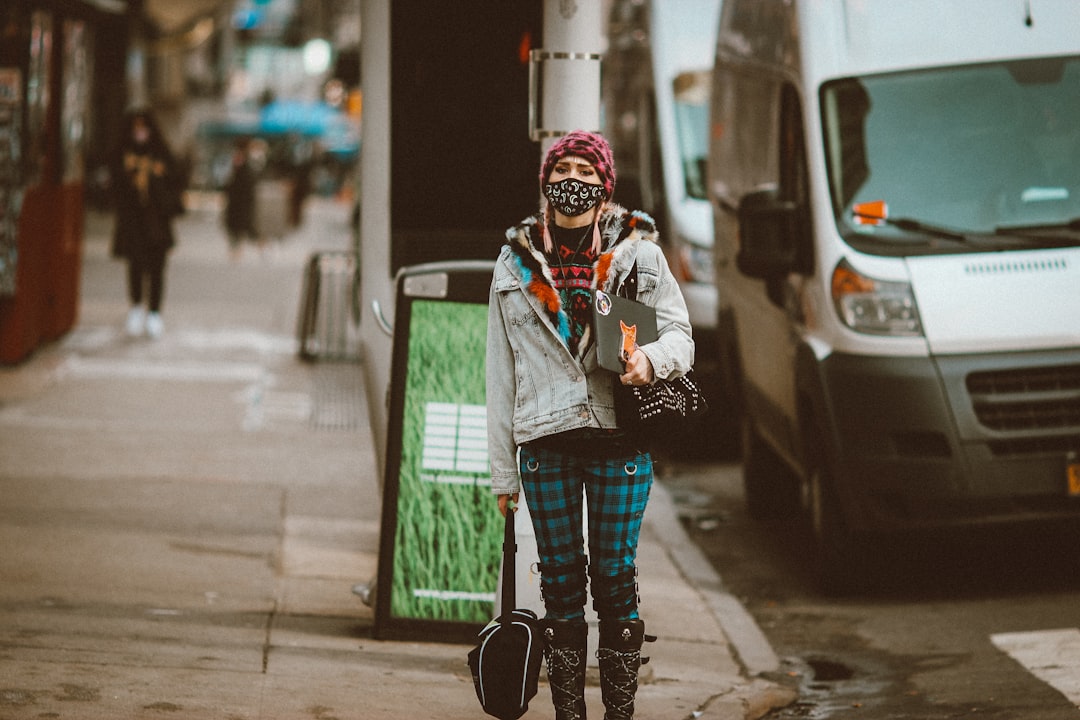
[0,1,112,364]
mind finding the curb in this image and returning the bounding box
[647,482,798,718]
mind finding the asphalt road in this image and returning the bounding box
[659,457,1080,719]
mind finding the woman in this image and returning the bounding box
[224,136,259,260]
[112,109,183,338]
[486,130,694,720]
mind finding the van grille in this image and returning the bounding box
[967,364,1080,432]
[988,436,1080,457]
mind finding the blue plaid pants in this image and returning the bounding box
[519,444,653,622]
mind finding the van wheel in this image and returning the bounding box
[807,436,864,596]
[713,328,744,459]
[742,420,799,521]
[675,360,740,461]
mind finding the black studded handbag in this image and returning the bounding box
[612,263,709,443]
[616,369,708,428]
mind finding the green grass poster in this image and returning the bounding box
[388,299,502,625]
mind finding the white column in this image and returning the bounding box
[358,0,393,473]
[535,0,605,154]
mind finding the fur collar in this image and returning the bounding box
[503,204,658,347]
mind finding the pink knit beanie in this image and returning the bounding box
[539,130,616,200]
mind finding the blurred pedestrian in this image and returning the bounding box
[287,135,314,228]
[111,108,184,339]
[486,130,695,720]
[224,136,260,260]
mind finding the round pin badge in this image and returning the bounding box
[595,290,612,316]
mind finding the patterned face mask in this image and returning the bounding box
[544,178,607,217]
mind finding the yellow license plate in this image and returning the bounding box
[1069,463,1080,497]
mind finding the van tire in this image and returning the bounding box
[806,423,866,596]
[712,318,745,459]
[742,419,799,520]
[672,360,740,461]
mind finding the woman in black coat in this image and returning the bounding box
[111,109,183,338]
[224,137,259,259]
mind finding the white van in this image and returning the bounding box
[708,0,1080,590]
[604,0,737,451]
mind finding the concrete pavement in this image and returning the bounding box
[0,195,795,719]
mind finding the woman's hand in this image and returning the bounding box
[498,493,520,517]
[619,348,655,387]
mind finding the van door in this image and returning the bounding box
[739,82,812,465]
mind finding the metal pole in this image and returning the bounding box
[532,0,604,155]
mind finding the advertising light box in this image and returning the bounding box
[374,261,504,642]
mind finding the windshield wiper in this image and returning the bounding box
[852,211,970,242]
[996,217,1080,243]
[887,217,970,241]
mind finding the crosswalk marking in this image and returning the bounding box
[991,628,1080,708]
[62,355,265,382]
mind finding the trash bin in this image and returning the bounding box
[296,250,361,361]
[254,179,290,240]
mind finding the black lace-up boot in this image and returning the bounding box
[596,619,653,720]
[542,618,589,720]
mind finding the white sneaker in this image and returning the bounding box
[145,312,164,339]
[126,307,145,337]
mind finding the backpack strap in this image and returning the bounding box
[501,508,517,617]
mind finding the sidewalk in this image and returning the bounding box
[0,196,794,719]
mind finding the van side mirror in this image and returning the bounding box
[735,188,800,279]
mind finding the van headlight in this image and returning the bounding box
[677,241,715,285]
[831,259,922,336]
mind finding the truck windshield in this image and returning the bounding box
[821,55,1080,254]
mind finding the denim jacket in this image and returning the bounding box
[486,205,695,494]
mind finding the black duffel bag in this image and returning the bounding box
[467,507,544,720]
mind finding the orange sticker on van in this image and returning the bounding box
[853,199,889,226]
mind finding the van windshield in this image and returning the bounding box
[821,56,1080,254]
